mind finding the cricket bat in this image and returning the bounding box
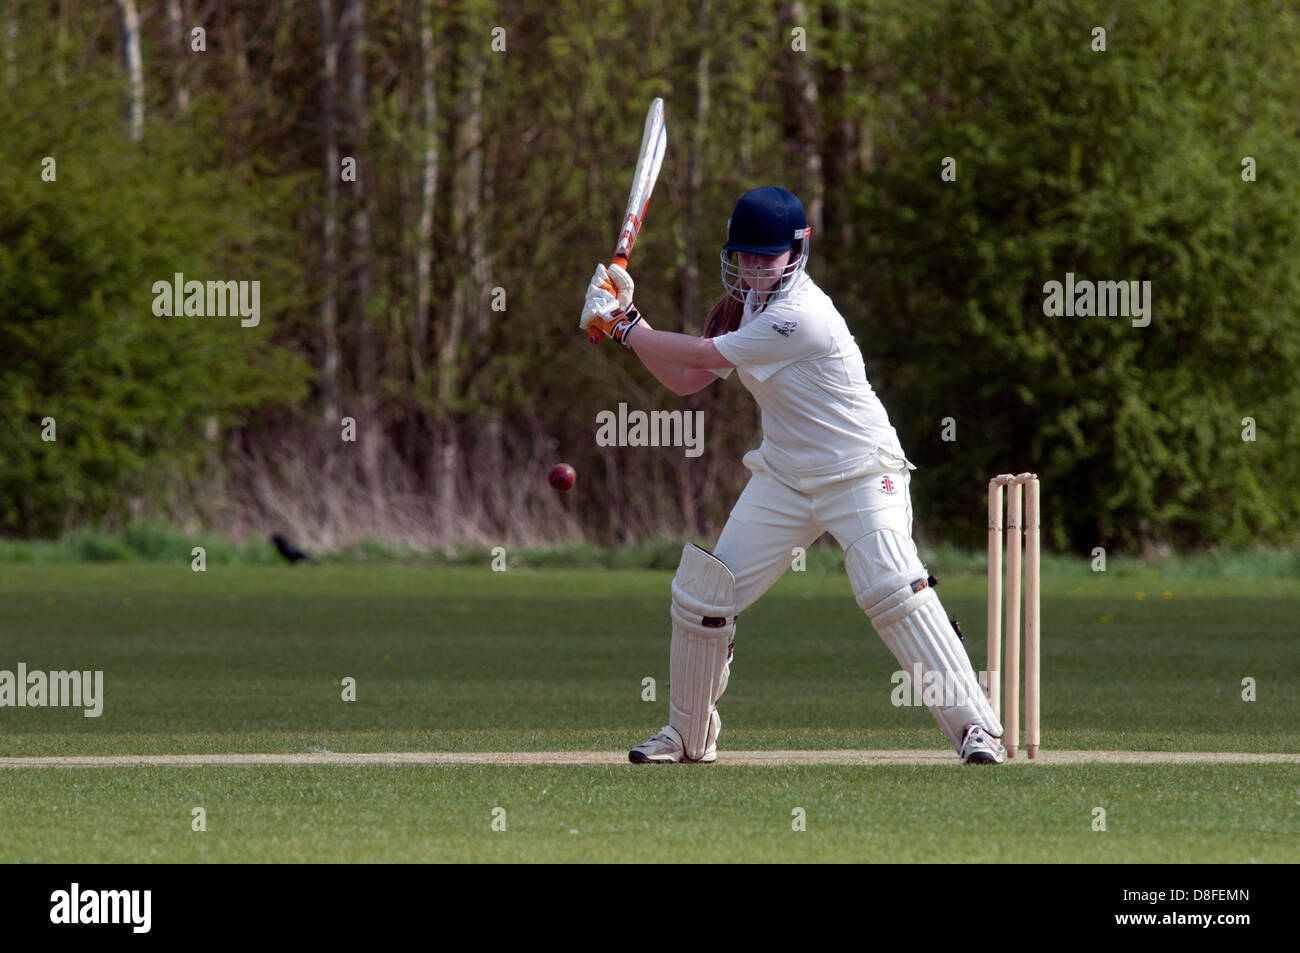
[589,97,667,344]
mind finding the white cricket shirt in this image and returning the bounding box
[707,273,912,492]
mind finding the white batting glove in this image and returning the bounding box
[606,263,634,309]
[580,264,620,332]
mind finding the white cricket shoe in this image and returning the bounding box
[628,710,721,764]
[959,723,1006,764]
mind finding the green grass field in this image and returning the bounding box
[2,563,1297,862]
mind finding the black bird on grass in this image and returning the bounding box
[271,533,315,565]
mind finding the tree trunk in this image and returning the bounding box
[414,0,437,385]
[438,62,485,358]
[682,0,712,334]
[318,0,342,423]
[821,1,855,248]
[345,0,379,490]
[436,45,485,525]
[780,1,823,238]
[480,60,505,508]
[457,57,487,340]
[112,0,144,142]
[228,4,250,84]
[167,0,190,113]
[4,8,17,89]
[55,0,68,87]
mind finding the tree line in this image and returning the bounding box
[1,0,1297,553]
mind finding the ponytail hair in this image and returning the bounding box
[703,294,743,338]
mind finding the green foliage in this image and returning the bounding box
[3,1,1298,552]
[0,12,311,536]
[71,531,137,563]
[841,0,1300,550]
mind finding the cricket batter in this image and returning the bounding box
[580,186,1005,765]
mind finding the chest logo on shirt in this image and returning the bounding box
[880,476,896,495]
[771,320,797,337]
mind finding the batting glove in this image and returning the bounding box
[606,305,642,346]
[606,263,634,309]
[580,264,619,332]
[580,263,641,345]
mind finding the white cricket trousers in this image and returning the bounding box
[705,450,1004,751]
[713,454,917,612]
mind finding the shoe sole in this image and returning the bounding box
[628,751,716,764]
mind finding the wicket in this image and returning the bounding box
[986,472,1041,759]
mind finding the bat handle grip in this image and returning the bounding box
[588,255,631,344]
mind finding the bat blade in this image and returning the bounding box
[590,98,666,343]
[614,97,666,263]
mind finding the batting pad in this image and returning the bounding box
[669,543,737,761]
[845,530,1003,748]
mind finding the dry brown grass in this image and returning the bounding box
[183,398,760,551]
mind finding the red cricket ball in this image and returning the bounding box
[548,463,576,492]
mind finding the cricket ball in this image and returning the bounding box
[548,463,576,492]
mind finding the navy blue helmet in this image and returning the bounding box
[720,187,811,304]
